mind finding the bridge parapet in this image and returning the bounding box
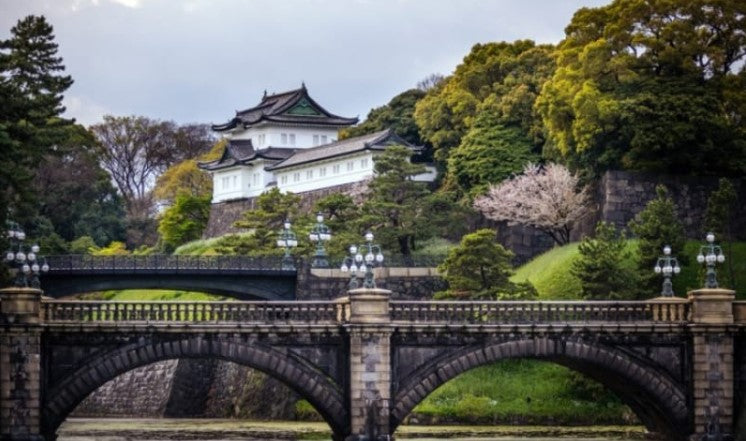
[45,254,293,274]
[41,299,349,325]
[390,299,690,324]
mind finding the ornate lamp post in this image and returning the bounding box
[340,231,384,289]
[697,232,725,289]
[308,212,332,268]
[276,219,298,271]
[5,222,49,288]
[653,245,681,297]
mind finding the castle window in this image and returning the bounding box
[332,164,340,174]
[289,134,296,145]
[281,133,288,145]
[319,167,327,177]
[360,158,369,169]
[321,135,328,144]
[293,172,300,182]
[347,161,354,171]
[281,175,288,184]
[233,176,237,187]
[253,173,259,186]
[306,170,314,179]
[313,135,319,146]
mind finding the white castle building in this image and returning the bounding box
[199,85,436,204]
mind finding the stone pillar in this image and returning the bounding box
[688,288,735,440]
[0,287,44,441]
[345,288,393,441]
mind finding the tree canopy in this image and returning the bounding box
[536,0,746,177]
[0,15,73,237]
[414,40,555,165]
[340,88,427,147]
[436,229,536,300]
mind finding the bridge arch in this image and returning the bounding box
[392,337,689,440]
[43,336,348,439]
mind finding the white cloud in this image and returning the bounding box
[109,0,142,8]
[63,95,112,127]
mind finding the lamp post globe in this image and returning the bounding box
[4,221,49,289]
[698,232,725,289]
[309,212,331,268]
[654,245,680,297]
[277,219,298,271]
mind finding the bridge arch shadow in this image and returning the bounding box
[392,337,689,441]
[43,336,347,440]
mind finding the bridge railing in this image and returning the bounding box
[45,255,292,273]
[389,300,689,324]
[41,300,348,324]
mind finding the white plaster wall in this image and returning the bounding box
[227,125,339,149]
[275,152,374,193]
[212,166,253,202]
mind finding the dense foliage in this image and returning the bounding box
[629,185,687,294]
[437,229,536,300]
[705,178,739,289]
[572,222,638,300]
[340,88,427,147]
[536,0,746,177]
[415,40,554,164]
[158,194,211,251]
[359,146,430,258]
[0,15,73,242]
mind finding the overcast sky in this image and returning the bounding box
[1,0,610,127]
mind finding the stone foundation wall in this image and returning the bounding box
[73,359,300,420]
[589,171,746,240]
[203,182,364,238]
[296,265,446,300]
[73,360,178,416]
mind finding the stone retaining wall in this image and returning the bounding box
[73,360,178,417]
[203,182,363,238]
[297,266,446,300]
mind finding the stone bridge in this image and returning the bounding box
[39,255,444,301]
[1,286,743,441]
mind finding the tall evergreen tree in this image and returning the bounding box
[0,14,73,257]
[629,185,687,294]
[571,222,638,300]
[359,146,429,259]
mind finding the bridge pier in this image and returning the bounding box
[688,288,736,441]
[0,287,44,441]
[345,288,394,441]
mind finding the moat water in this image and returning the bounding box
[57,418,647,441]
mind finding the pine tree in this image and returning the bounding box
[629,185,687,294]
[571,222,638,300]
[359,146,429,259]
[436,229,536,300]
[0,15,73,282]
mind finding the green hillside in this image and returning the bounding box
[511,240,746,299]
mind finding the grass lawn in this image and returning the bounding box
[510,240,746,299]
[412,360,633,425]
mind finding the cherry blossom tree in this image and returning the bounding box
[474,163,591,245]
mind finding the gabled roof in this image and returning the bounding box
[212,84,359,132]
[266,129,421,171]
[198,139,296,171]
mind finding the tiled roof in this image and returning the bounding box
[212,85,358,131]
[198,139,295,171]
[266,129,420,171]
